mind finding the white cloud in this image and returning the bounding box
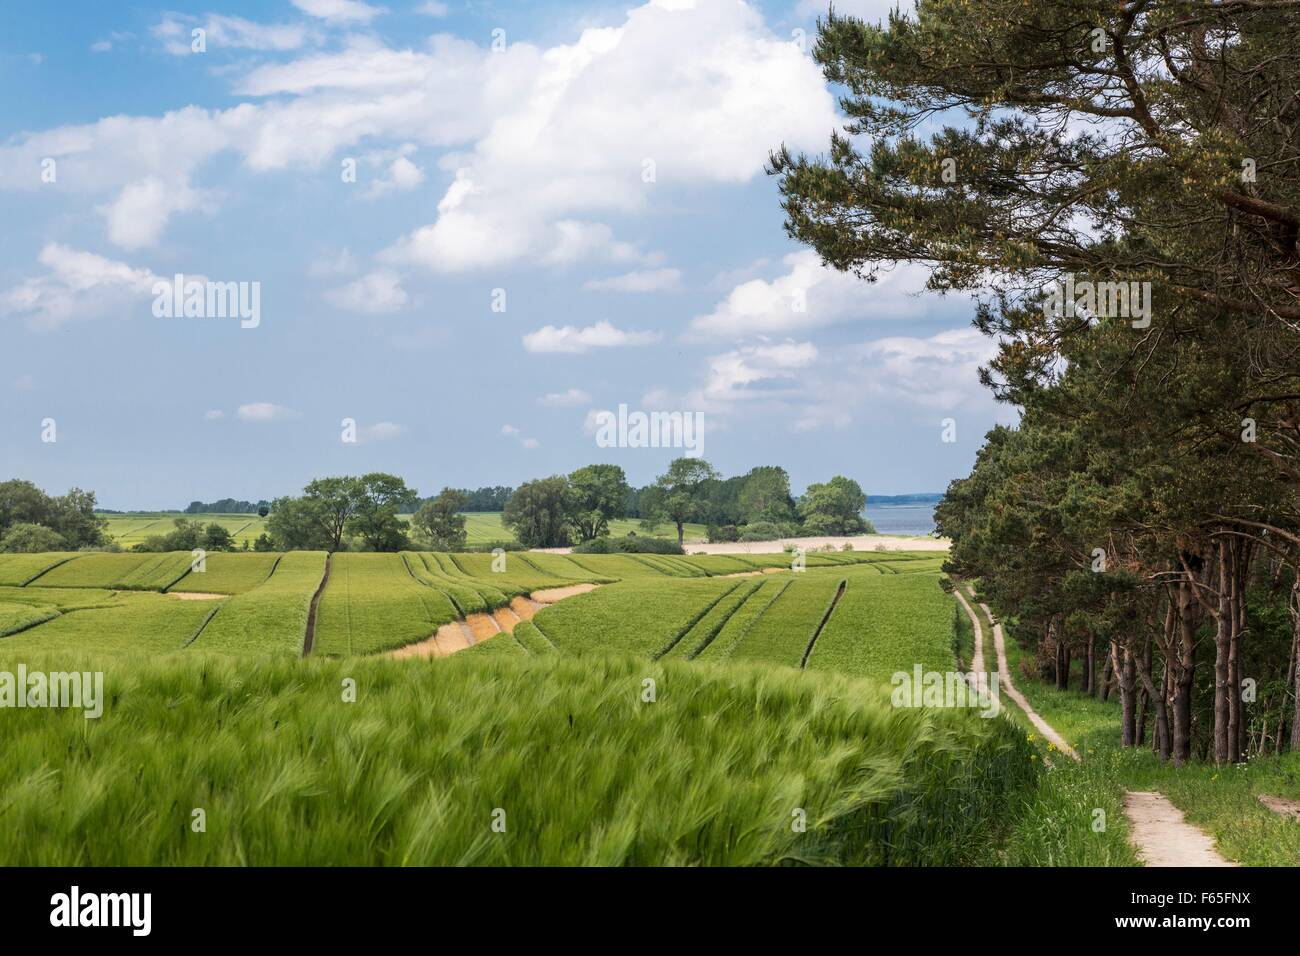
[794,0,912,22]
[0,243,164,330]
[363,148,426,198]
[291,0,386,24]
[383,0,839,271]
[153,14,312,55]
[204,409,225,420]
[538,388,592,407]
[416,2,449,15]
[237,402,299,422]
[701,340,818,403]
[325,270,409,313]
[582,268,682,292]
[358,421,407,441]
[308,247,359,277]
[501,424,540,449]
[3,1,840,262]
[99,177,210,250]
[90,40,112,52]
[689,250,932,340]
[522,320,661,354]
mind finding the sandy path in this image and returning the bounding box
[389,622,472,659]
[969,586,1236,866]
[492,607,521,632]
[1258,794,1300,821]
[531,583,599,603]
[1122,792,1237,866]
[169,592,226,601]
[509,596,541,620]
[972,587,1079,761]
[953,587,985,676]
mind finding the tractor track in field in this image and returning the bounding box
[302,552,332,657]
[958,583,1235,867]
[800,578,846,669]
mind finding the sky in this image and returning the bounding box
[0,0,1015,510]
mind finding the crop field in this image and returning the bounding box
[168,552,282,594]
[192,552,328,655]
[0,651,1034,866]
[314,552,459,656]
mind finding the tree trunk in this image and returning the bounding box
[1085,639,1096,696]
[1213,541,1231,767]
[1113,640,1137,747]
[1289,580,1300,753]
[1100,650,1113,703]
[676,521,684,548]
[1172,577,1200,766]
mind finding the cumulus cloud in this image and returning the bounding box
[237,402,299,422]
[3,1,841,263]
[582,268,682,293]
[325,270,409,313]
[153,14,311,55]
[522,320,661,354]
[291,0,386,24]
[538,388,593,407]
[688,250,933,340]
[0,243,164,330]
[501,424,540,449]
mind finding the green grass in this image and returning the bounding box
[313,553,457,656]
[0,552,81,586]
[806,573,954,681]
[0,650,1036,865]
[29,552,193,591]
[0,592,220,656]
[192,552,327,656]
[535,578,735,656]
[729,573,845,668]
[168,552,281,595]
[0,601,61,637]
[0,586,119,611]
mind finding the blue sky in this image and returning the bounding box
[0,0,1013,509]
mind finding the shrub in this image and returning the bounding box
[572,536,684,555]
[739,521,782,542]
[0,523,68,553]
[706,524,740,543]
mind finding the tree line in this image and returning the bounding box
[773,2,1300,763]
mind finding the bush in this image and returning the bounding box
[706,524,740,543]
[0,522,68,553]
[572,535,684,555]
[739,521,782,542]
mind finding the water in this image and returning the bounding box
[863,503,937,536]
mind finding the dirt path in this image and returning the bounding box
[953,587,984,675]
[800,579,846,669]
[972,587,1080,761]
[1122,792,1237,866]
[966,585,1238,866]
[385,586,591,660]
[169,592,225,601]
[1258,794,1300,821]
[302,553,332,657]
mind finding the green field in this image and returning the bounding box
[98,512,708,549]
[0,544,1032,867]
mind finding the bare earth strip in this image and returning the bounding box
[1258,794,1300,821]
[386,587,592,659]
[972,587,1079,761]
[968,585,1235,866]
[953,587,984,675]
[1123,792,1237,867]
[169,592,226,601]
[531,584,599,603]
